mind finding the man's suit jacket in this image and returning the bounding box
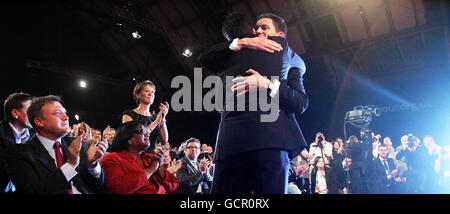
[175,157,210,194]
[0,120,35,192]
[6,136,105,194]
[372,157,396,193]
[199,36,308,161]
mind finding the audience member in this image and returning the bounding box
[372,134,382,159]
[332,140,345,168]
[175,138,212,194]
[122,80,169,148]
[7,95,108,194]
[310,156,338,194]
[395,134,431,193]
[100,121,178,194]
[423,135,441,193]
[0,92,34,193]
[383,137,395,159]
[297,149,311,194]
[372,144,404,193]
[175,142,187,160]
[308,132,333,167]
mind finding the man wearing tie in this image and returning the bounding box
[372,144,404,193]
[6,95,108,194]
[175,138,212,194]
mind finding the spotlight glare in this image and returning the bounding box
[182,48,193,57]
[132,31,142,39]
[79,80,87,88]
[74,114,79,121]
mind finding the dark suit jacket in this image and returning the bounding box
[310,167,338,194]
[372,157,396,193]
[6,136,105,194]
[175,157,210,194]
[0,120,35,192]
[199,36,308,161]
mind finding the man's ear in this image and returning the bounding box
[278,32,285,38]
[10,109,19,120]
[33,117,44,128]
[252,28,256,35]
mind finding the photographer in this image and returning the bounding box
[308,132,333,167]
[395,134,432,193]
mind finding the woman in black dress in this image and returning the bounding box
[122,80,169,145]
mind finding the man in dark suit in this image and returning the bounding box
[175,138,212,194]
[0,92,34,193]
[200,13,308,194]
[6,95,108,194]
[372,144,401,194]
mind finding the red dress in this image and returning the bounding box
[100,150,178,194]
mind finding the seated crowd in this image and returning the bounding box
[0,87,448,194]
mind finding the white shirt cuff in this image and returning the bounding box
[88,161,102,179]
[229,38,240,51]
[61,163,78,182]
[269,79,280,97]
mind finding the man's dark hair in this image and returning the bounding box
[3,92,33,122]
[185,137,201,148]
[222,12,254,41]
[27,95,62,130]
[257,13,287,36]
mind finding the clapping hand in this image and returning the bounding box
[167,159,182,174]
[198,158,210,174]
[87,139,108,168]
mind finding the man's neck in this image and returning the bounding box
[9,121,27,135]
[187,156,197,163]
[37,130,65,141]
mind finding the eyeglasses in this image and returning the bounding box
[135,129,148,135]
[187,146,199,150]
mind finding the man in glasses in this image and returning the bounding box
[175,137,212,194]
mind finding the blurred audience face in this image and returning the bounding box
[164,142,171,151]
[186,141,200,161]
[378,146,388,159]
[316,157,325,169]
[301,149,309,159]
[35,101,70,140]
[332,141,340,151]
[164,151,171,166]
[108,129,116,142]
[93,129,101,142]
[383,137,392,147]
[401,135,408,147]
[201,144,208,152]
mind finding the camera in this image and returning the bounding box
[318,136,324,142]
[407,134,416,148]
[345,105,380,128]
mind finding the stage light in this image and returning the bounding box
[79,80,87,88]
[132,31,142,39]
[182,48,193,57]
[74,114,80,121]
